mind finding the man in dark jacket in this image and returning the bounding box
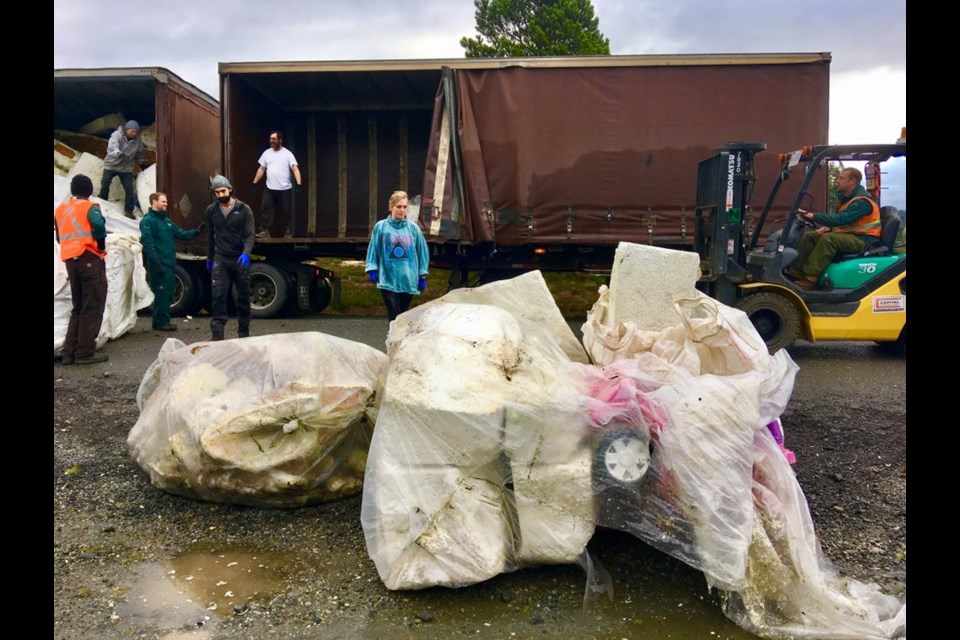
[206,175,255,341]
[140,192,204,331]
[784,167,882,290]
[99,120,148,218]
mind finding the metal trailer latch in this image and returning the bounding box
[644,207,656,245]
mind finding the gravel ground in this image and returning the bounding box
[53,315,906,639]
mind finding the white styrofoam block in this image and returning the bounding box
[607,242,702,332]
[502,405,591,468]
[80,113,125,136]
[54,140,79,174]
[387,302,525,360]
[252,332,388,401]
[136,164,156,213]
[67,152,124,203]
[54,175,70,204]
[164,362,232,426]
[362,463,510,590]
[374,304,527,466]
[181,377,261,440]
[385,338,513,414]
[405,271,589,364]
[140,122,158,151]
[512,459,596,564]
[373,395,503,467]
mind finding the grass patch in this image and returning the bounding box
[314,259,607,319]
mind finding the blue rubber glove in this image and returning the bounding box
[206,259,213,272]
[368,270,378,284]
[418,276,427,291]
[238,253,251,269]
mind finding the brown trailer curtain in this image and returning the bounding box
[423,62,829,248]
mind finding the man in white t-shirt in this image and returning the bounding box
[252,130,302,238]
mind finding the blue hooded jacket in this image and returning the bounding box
[365,216,429,295]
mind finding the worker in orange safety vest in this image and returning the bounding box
[55,174,109,365]
[784,167,880,290]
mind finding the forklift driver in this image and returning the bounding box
[784,167,881,290]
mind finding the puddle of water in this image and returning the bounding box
[349,536,759,639]
[115,545,297,635]
[167,547,295,613]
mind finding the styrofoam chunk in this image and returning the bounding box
[512,460,596,564]
[607,242,702,332]
[362,465,509,590]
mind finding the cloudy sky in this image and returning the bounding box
[53,0,905,141]
[54,0,906,203]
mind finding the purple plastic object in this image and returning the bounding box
[766,418,796,464]
[766,418,785,445]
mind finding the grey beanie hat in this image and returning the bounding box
[210,174,232,191]
[70,174,94,198]
[124,120,140,131]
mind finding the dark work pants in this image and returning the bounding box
[63,251,107,358]
[147,266,175,328]
[260,188,294,233]
[381,289,413,322]
[210,259,251,338]
[99,169,138,214]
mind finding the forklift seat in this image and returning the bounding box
[833,206,901,261]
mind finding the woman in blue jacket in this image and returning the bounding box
[365,191,430,321]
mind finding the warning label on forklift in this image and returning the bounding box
[872,295,906,313]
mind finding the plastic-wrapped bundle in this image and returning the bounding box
[578,241,903,639]
[128,332,388,508]
[362,272,595,590]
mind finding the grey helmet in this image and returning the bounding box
[210,174,232,191]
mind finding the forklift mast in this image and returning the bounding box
[694,142,766,305]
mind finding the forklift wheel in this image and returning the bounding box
[594,428,651,486]
[877,325,906,357]
[735,292,800,354]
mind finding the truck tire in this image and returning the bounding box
[247,263,290,319]
[169,264,200,317]
[314,277,333,313]
[735,292,800,354]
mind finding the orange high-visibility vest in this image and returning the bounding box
[55,198,105,260]
[833,195,881,238]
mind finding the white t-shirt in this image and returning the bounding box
[257,147,298,190]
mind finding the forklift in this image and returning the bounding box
[693,137,906,355]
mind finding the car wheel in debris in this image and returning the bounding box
[593,427,651,486]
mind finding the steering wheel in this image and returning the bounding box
[795,192,818,228]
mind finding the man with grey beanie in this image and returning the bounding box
[99,119,149,218]
[205,174,255,341]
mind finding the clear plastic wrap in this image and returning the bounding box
[361,265,903,639]
[579,274,904,639]
[128,332,388,508]
[361,272,595,590]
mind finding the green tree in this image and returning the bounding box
[827,163,841,212]
[460,0,610,58]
